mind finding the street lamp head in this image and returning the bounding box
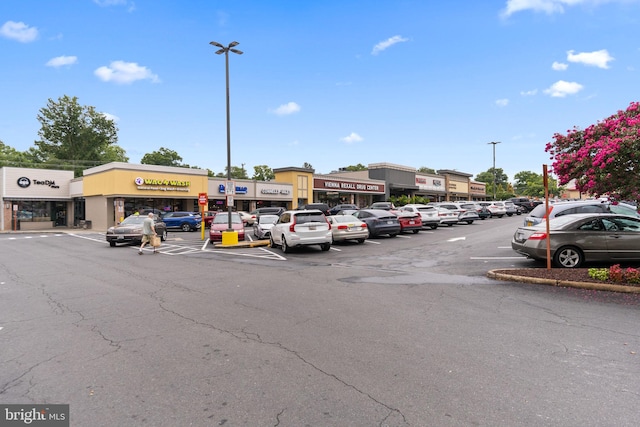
[229,48,243,55]
[214,48,225,55]
[209,41,224,48]
[229,41,239,48]
[488,141,501,145]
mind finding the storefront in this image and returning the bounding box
[414,174,446,202]
[437,169,473,201]
[81,162,210,229]
[1,167,74,231]
[312,175,386,207]
[207,178,292,212]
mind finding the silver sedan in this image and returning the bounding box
[512,213,640,268]
[326,214,369,243]
[252,214,279,239]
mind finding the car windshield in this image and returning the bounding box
[212,213,242,224]
[120,215,146,225]
[295,213,325,224]
[258,215,279,224]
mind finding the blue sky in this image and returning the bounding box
[1,0,639,182]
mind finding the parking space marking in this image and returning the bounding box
[470,256,524,260]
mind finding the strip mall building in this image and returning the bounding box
[1,162,485,231]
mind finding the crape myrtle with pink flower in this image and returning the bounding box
[546,101,640,205]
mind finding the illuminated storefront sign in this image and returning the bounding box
[134,176,191,192]
[261,188,291,195]
[314,178,385,193]
[219,184,248,195]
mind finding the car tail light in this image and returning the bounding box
[289,222,296,232]
[360,223,367,228]
[529,232,548,240]
[337,225,348,230]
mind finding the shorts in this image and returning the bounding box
[141,234,152,244]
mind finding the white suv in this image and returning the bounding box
[269,210,332,253]
[398,204,440,229]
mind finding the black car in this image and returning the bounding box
[508,197,542,213]
[352,209,401,237]
[298,203,331,216]
[329,204,359,215]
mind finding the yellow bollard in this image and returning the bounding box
[221,230,239,245]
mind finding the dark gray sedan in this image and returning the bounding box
[512,213,640,268]
[352,209,400,238]
[106,214,168,247]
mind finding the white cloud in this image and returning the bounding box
[0,21,38,42]
[46,55,78,67]
[94,61,160,84]
[520,89,538,96]
[495,98,509,107]
[552,61,568,71]
[501,0,629,18]
[270,102,301,116]
[567,49,614,69]
[372,35,409,55]
[543,80,584,97]
[101,112,119,122]
[340,132,363,144]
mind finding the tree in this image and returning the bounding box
[252,165,275,181]
[34,95,127,176]
[546,101,640,203]
[417,166,436,174]
[215,166,249,179]
[141,147,183,167]
[0,140,30,167]
[343,163,367,171]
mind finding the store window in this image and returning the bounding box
[16,201,51,222]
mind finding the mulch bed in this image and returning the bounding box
[491,268,640,288]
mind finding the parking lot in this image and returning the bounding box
[54,214,532,278]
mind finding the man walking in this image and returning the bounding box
[139,212,157,254]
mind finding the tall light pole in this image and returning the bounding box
[488,141,501,200]
[210,40,243,232]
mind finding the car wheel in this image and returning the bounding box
[181,223,191,232]
[109,241,116,247]
[269,234,277,248]
[357,238,365,244]
[430,224,438,229]
[466,220,474,224]
[498,215,504,218]
[321,243,331,251]
[160,230,167,241]
[389,233,398,237]
[282,237,291,253]
[412,229,419,234]
[553,246,584,268]
[447,223,453,227]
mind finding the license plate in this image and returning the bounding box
[117,236,124,240]
[409,221,415,224]
[387,220,393,224]
[526,221,533,226]
[309,225,316,230]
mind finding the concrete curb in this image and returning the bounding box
[487,270,640,294]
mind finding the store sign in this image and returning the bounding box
[314,178,385,193]
[134,176,190,192]
[218,184,248,195]
[16,176,60,189]
[261,188,291,195]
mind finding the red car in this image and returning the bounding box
[209,212,245,242]
[396,212,422,234]
[203,211,218,228]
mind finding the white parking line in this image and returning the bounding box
[470,256,524,260]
